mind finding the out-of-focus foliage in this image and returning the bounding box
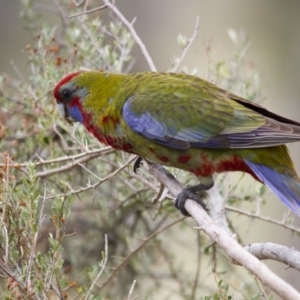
[1,1,293,299]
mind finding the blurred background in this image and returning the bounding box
[1,0,300,297]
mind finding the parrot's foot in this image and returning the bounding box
[133,156,143,173]
[175,182,214,216]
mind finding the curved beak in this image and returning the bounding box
[57,103,66,118]
[57,103,73,124]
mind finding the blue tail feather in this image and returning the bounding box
[244,160,300,215]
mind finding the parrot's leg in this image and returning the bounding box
[133,156,143,173]
[175,181,214,216]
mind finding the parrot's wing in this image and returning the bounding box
[122,80,300,149]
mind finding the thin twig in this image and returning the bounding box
[127,279,137,300]
[253,275,268,299]
[2,226,9,265]
[102,0,156,71]
[41,160,158,201]
[0,147,114,168]
[84,234,108,300]
[98,217,184,289]
[172,16,200,72]
[226,205,300,234]
[26,184,47,290]
[35,149,114,178]
[73,0,87,8]
[69,4,106,18]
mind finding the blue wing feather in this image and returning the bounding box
[245,159,300,215]
[122,94,300,149]
[123,99,227,149]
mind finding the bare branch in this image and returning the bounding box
[69,0,156,70]
[143,161,300,300]
[0,147,114,168]
[26,186,47,290]
[207,185,232,237]
[243,243,300,272]
[102,0,156,71]
[35,148,114,178]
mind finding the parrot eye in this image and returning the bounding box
[60,87,73,101]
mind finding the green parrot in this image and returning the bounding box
[53,71,300,216]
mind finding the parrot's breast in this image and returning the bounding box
[87,123,134,153]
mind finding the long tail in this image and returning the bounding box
[244,160,300,215]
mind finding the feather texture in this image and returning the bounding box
[122,73,300,149]
[53,71,300,215]
[245,160,300,214]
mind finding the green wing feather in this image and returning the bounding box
[123,73,300,149]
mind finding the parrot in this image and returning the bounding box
[53,71,300,216]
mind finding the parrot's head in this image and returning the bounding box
[53,71,88,124]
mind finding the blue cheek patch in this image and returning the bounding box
[68,106,84,123]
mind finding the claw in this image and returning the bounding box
[133,156,143,173]
[175,182,214,216]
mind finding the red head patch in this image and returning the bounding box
[53,72,82,102]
